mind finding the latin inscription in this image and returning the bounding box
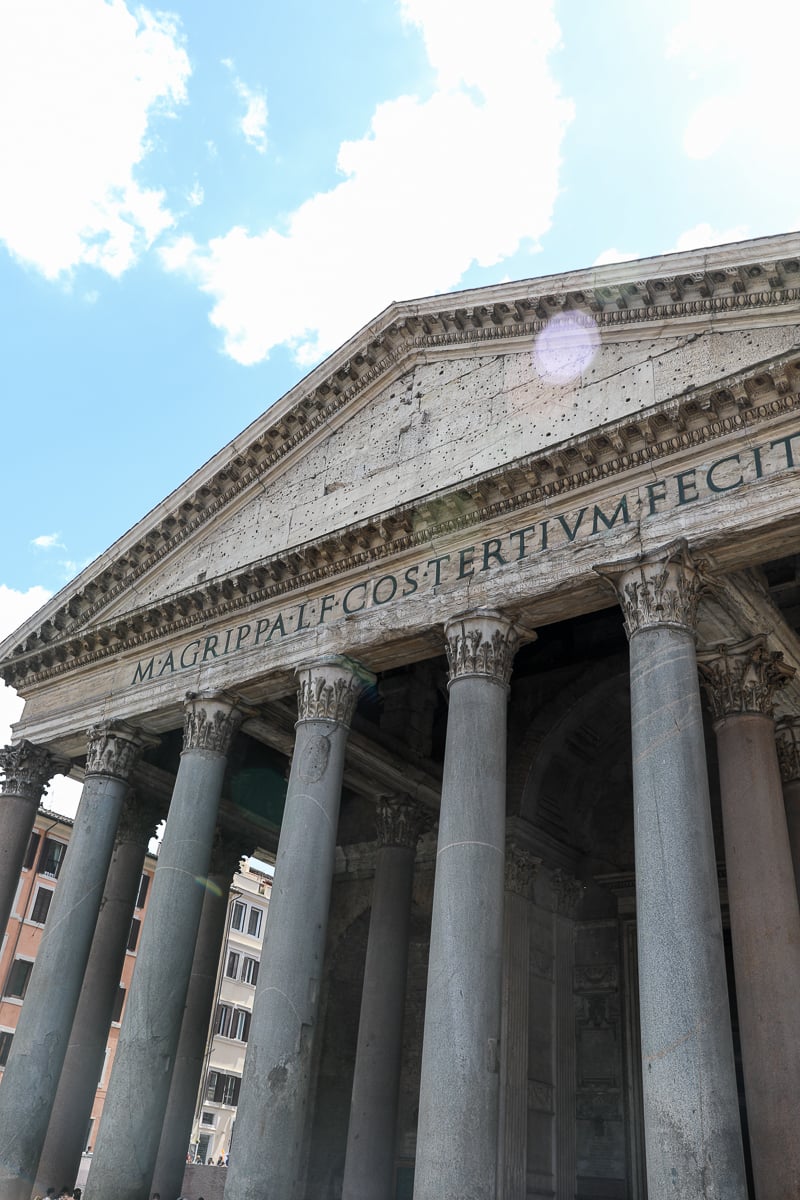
[130,433,800,686]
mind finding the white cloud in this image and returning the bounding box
[163,0,573,366]
[223,60,268,154]
[667,2,800,160]
[593,248,639,267]
[187,181,205,208]
[31,533,64,550]
[0,0,191,279]
[671,223,748,253]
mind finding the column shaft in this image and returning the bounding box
[86,693,244,1200]
[0,723,146,1200]
[35,821,151,1193]
[699,642,800,1200]
[225,657,369,1200]
[498,890,530,1200]
[595,543,747,1200]
[413,611,517,1200]
[342,813,419,1200]
[151,858,236,1200]
[783,775,800,892]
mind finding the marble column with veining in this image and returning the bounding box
[0,741,69,939]
[224,657,372,1200]
[413,610,520,1200]
[595,541,747,1200]
[151,830,246,1200]
[698,637,800,1200]
[86,692,248,1200]
[0,722,152,1200]
[775,716,800,893]
[497,846,539,1200]
[342,796,427,1200]
[35,790,162,1195]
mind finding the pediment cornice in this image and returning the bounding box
[3,234,800,676]
[5,345,800,691]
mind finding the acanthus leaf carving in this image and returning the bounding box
[85,721,155,781]
[0,740,70,801]
[296,656,373,726]
[375,794,428,850]
[775,716,800,783]
[183,691,249,755]
[595,539,706,639]
[697,635,794,721]
[444,609,521,686]
[505,844,541,899]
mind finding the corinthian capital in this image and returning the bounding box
[775,718,800,783]
[444,609,521,687]
[296,656,374,726]
[0,740,70,801]
[505,844,541,899]
[375,795,428,849]
[594,539,705,639]
[116,789,164,847]
[86,721,155,781]
[183,691,250,754]
[552,869,583,917]
[698,636,795,722]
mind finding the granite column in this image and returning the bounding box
[698,637,800,1199]
[775,716,800,893]
[0,741,68,939]
[151,831,245,1200]
[0,722,151,1200]
[595,542,747,1199]
[497,846,539,1200]
[86,691,247,1200]
[35,790,162,1194]
[224,656,372,1200]
[413,610,519,1200]
[342,796,426,1200]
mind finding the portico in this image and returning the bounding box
[3,233,800,1199]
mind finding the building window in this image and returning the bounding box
[127,918,141,953]
[214,1003,232,1038]
[111,985,125,1024]
[135,873,149,909]
[23,833,40,871]
[201,1111,215,1127]
[247,907,263,938]
[0,1030,13,1067]
[230,901,246,931]
[38,838,66,879]
[5,959,33,1000]
[229,1009,250,1042]
[241,956,259,986]
[225,951,240,979]
[29,886,53,925]
[206,1070,241,1106]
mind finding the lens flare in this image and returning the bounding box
[534,310,600,384]
[194,876,224,897]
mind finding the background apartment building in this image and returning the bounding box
[0,808,271,1181]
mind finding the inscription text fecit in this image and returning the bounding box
[129,433,800,687]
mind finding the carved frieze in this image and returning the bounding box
[697,635,795,721]
[574,963,619,993]
[296,656,373,726]
[444,609,521,686]
[527,1079,554,1114]
[183,691,248,755]
[0,740,69,800]
[375,795,427,850]
[775,716,800,783]
[595,539,706,638]
[86,721,153,781]
[505,844,540,899]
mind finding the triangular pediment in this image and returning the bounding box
[4,231,800,690]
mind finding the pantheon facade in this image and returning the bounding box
[2,233,800,1200]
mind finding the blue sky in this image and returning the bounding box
[1,0,798,814]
